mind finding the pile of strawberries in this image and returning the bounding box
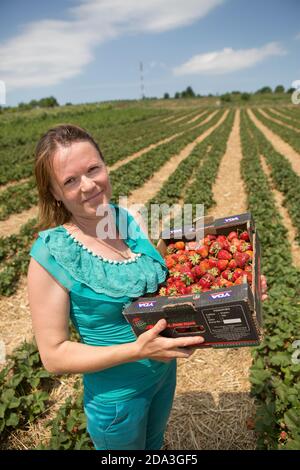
[159,230,253,296]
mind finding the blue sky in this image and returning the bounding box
[0,0,299,106]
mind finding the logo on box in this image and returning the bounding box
[209,291,232,300]
[138,301,156,308]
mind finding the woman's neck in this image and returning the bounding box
[69,205,117,239]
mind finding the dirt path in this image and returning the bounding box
[127,110,228,205]
[247,109,300,176]
[0,277,33,363]
[0,177,31,193]
[259,155,300,267]
[164,109,257,450]
[260,108,300,133]
[0,206,38,238]
[183,109,208,125]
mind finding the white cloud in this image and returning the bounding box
[173,42,287,76]
[0,0,224,91]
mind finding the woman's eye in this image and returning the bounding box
[88,166,99,172]
[64,178,75,186]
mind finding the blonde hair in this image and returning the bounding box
[34,124,104,230]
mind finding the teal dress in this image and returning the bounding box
[29,204,172,404]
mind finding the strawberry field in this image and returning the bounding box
[0,99,300,450]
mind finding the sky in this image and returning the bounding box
[0,0,299,106]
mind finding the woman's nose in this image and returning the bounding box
[80,175,96,191]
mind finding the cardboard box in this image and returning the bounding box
[123,212,263,348]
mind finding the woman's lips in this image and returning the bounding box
[83,191,102,202]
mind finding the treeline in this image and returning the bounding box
[163,84,295,101]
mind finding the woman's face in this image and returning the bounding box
[50,140,112,218]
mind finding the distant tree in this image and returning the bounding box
[65,102,73,106]
[185,86,195,98]
[241,92,251,101]
[163,92,170,99]
[220,93,231,102]
[39,96,59,107]
[286,87,296,94]
[255,86,272,94]
[174,92,181,99]
[274,85,285,93]
[231,90,241,95]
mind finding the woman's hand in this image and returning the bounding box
[261,274,268,302]
[135,319,204,363]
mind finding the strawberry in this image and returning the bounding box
[234,252,250,268]
[217,249,232,260]
[227,231,238,241]
[221,269,233,281]
[159,287,167,296]
[208,258,218,268]
[185,241,199,250]
[246,250,253,260]
[240,231,250,242]
[228,259,237,269]
[203,234,216,246]
[217,259,229,271]
[175,241,185,250]
[191,284,202,294]
[189,253,201,265]
[199,259,210,273]
[208,267,220,277]
[209,241,223,255]
[199,273,214,289]
[192,265,206,278]
[197,245,209,258]
[166,243,177,254]
[232,268,244,282]
[180,272,195,286]
[234,277,244,285]
[216,235,227,243]
[245,271,252,284]
[165,256,176,269]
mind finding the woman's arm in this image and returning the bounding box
[27,258,203,375]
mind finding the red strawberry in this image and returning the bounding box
[228,259,237,269]
[208,257,218,268]
[216,235,227,243]
[240,231,250,242]
[165,256,176,269]
[217,249,232,260]
[186,241,199,250]
[234,252,250,268]
[221,269,233,281]
[204,235,216,246]
[199,273,214,289]
[217,259,229,271]
[232,268,244,282]
[209,241,223,255]
[228,231,238,241]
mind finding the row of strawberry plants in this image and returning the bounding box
[240,109,300,450]
[251,108,300,154]
[263,108,300,130]
[0,342,52,445]
[148,110,232,209]
[110,110,224,202]
[243,110,300,244]
[0,109,213,220]
[0,103,199,184]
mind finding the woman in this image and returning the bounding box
[27,124,205,451]
[28,124,268,451]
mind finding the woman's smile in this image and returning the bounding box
[83,191,103,203]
